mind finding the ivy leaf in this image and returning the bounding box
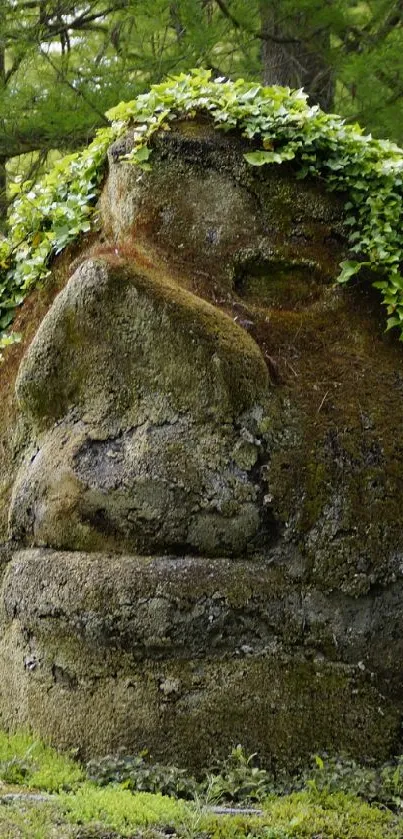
[338,260,362,284]
[31,232,44,248]
[240,86,261,101]
[129,145,152,166]
[244,150,283,166]
[386,316,401,330]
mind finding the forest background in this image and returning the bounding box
[1,0,403,229]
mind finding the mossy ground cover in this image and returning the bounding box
[0,734,402,838]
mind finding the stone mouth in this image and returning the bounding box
[2,548,401,675]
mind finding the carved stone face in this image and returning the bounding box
[101,124,346,310]
[9,127,348,559]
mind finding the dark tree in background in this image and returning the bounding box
[259,1,335,110]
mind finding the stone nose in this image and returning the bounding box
[10,257,271,557]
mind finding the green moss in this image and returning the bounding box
[1,772,401,839]
[235,259,322,310]
[1,729,403,838]
[0,798,73,839]
[0,730,84,791]
[298,461,330,533]
[3,632,397,769]
[110,261,270,416]
[61,786,190,833]
[200,791,402,839]
[16,258,269,432]
[2,73,403,780]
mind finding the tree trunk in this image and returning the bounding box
[0,157,7,233]
[170,2,185,40]
[0,42,7,232]
[260,1,335,111]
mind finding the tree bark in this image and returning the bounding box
[0,157,7,234]
[260,1,335,111]
[0,41,7,231]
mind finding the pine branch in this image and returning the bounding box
[39,46,110,126]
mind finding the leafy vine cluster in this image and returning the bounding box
[1,68,403,357]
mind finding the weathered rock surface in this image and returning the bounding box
[1,119,403,767]
[9,258,269,557]
[0,549,400,766]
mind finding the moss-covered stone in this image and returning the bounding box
[0,238,98,541]
[9,258,271,556]
[0,549,400,769]
[15,258,268,429]
[1,119,403,769]
[100,122,345,303]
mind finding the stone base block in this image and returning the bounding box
[0,550,400,768]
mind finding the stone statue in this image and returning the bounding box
[0,119,402,768]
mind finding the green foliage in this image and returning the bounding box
[0,733,403,838]
[204,745,274,803]
[83,744,403,814]
[0,730,84,792]
[337,0,403,145]
[86,751,199,799]
[2,67,403,357]
[85,745,282,805]
[85,745,273,803]
[299,753,403,813]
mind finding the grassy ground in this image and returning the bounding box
[0,733,402,838]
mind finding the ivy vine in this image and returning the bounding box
[2,67,403,358]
